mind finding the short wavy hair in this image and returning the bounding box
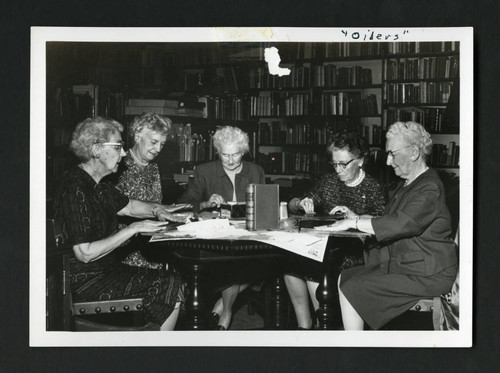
[327,130,369,160]
[213,126,250,154]
[130,113,172,142]
[386,121,433,159]
[69,117,123,161]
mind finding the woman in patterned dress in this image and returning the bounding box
[54,117,185,330]
[285,131,386,329]
[115,113,190,269]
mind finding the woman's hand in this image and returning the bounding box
[329,205,357,219]
[316,218,355,232]
[165,211,194,223]
[202,194,226,209]
[129,219,169,234]
[298,197,315,214]
[153,205,192,222]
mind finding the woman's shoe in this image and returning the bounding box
[216,325,226,330]
[209,312,220,329]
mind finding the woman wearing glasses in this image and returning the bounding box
[177,125,265,330]
[285,130,386,329]
[328,122,458,330]
[54,117,184,330]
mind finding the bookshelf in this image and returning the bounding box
[46,41,460,191]
[381,42,460,176]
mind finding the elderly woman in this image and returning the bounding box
[327,121,458,330]
[285,131,386,329]
[54,117,184,330]
[177,125,265,330]
[114,113,190,269]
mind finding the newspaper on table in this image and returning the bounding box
[149,218,331,262]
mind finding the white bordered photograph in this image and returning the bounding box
[30,27,473,347]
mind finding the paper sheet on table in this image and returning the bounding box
[150,219,329,262]
[251,231,329,262]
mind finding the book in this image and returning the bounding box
[246,184,280,231]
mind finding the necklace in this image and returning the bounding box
[345,169,365,187]
[130,149,148,167]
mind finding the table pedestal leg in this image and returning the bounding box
[316,247,340,330]
[269,276,287,329]
[183,264,208,330]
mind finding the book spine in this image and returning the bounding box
[245,184,255,231]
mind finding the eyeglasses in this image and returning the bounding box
[330,158,355,170]
[101,141,124,151]
[386,145,412,158]
[220,152,243,161]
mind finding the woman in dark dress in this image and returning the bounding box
[285,131,386,329]
[327,122,458,330]
[54,117,184,330]
[177,125,265,330]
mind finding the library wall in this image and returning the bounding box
[46,41,460,202]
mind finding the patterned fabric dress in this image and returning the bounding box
[287,171,386,281]
[54,166,182,326]
[115,151,163,269]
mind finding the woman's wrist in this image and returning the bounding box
[289,198,301,212]
[354,215,360,230]
[125,223,139,236]
[152,204,162,218]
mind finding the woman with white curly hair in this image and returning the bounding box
[54,117,184,330]
[177,125,265,330]
[326,121,458,330]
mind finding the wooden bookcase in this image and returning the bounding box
[381,42,460,176]
[46,41,460,196]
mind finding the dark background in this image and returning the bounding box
[1,0,497,371]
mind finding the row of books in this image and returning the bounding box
[50,85,126,125]
[384,81,454,104]
[429,142,460,168]
[161,42,458,67]
[171,122,260,163]
[248,66,311,89]
[257,152,311,174]
[386,42,459,55]
[385,56,459,80]
[257,151,335,175]
[171,123,210,162]
[249,93,310,117]
[124,98,206,118]
[247,64,375,89]
[361,124,384,146]
[207,96,248,121]
[257,122,312,145]
[316,92,379,116]
[386,108,450,133]
[305,42,388,59]
[313,65,373,87]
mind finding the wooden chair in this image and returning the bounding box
[46,219,159,331]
